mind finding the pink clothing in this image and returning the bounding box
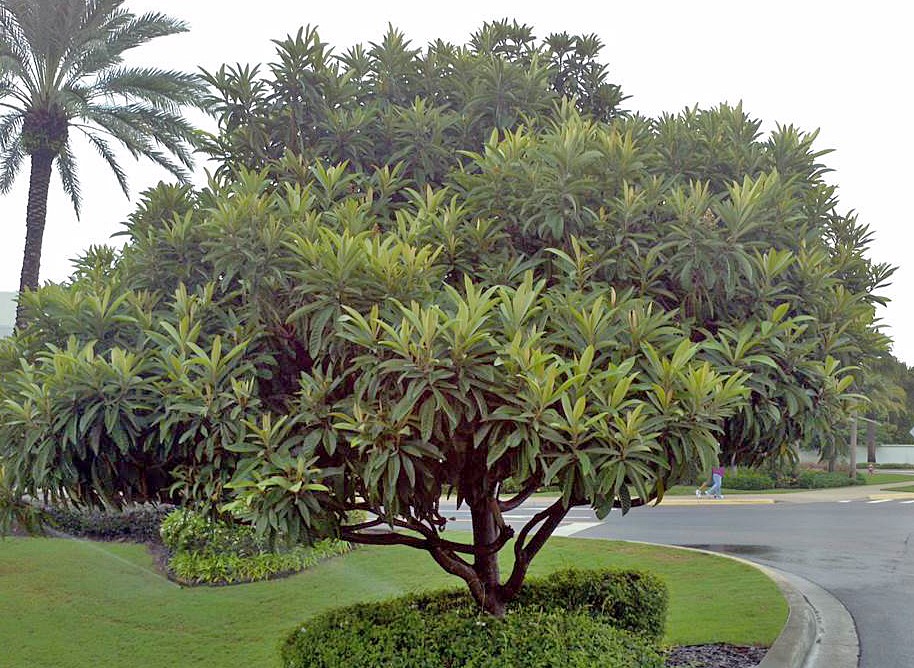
[711,466,725,477]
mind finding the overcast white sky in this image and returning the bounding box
[2,1,911,362]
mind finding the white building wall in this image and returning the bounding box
[798,445,914,466]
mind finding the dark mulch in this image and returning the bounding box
[665,644,767,668]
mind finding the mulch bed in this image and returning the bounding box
[666,644,767,667]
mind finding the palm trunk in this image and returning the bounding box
[866,418,876,463]
[15,150,54,329]
[848,415,857,479]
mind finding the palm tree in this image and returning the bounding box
[0,0,204,327]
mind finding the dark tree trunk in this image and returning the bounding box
[470,497,507,617]
[16,150,54,330]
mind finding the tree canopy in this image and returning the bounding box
[0,21,893,615]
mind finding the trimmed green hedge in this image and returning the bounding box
[722,467,866,490]
[794,470,865,488]
[42,504,172,542]
[721,469,775,490]
[282,568,668,667]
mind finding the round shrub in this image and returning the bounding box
[400,568,667,641]
[281,607,664,668]
[281,568,668,667]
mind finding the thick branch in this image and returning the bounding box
[502,497,569,600]
[429,543,484,601]
[340,514,513,557]
[338,527,429,549]
[497,476,542,512]
[343,517,385,532]
[513,497,569,565]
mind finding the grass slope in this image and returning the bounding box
[0,536,786,668]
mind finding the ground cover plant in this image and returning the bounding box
[160,508,353,584]
[0,536,785,667]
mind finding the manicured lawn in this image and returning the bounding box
[0,535,786,667]
[865,473,914,485]
[882,485,914,493]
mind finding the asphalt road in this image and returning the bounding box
[443,498,914,668]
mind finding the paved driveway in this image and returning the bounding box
[443,482,914,668]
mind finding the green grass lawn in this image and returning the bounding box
[862,473,914,485]
[881,484,914,493]
[0,535,786,667]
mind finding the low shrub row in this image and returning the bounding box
[722,469,775,490]
[793,470,865,489]
[41,504,173,542]
[160,508,353,585]
[723,468,865,491]
[168,538,353,585]
[281,568,668,668]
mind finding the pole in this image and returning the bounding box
[849,414,858,479]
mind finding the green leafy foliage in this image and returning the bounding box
[200,21,624,189]
[793,470,865,489]
[709,467,866,490]
[0,20,891,617]
[281,568,666,668]
[159,508,352,585]
[721,469,777,491]
[166,539,352,585]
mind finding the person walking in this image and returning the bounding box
[705,464,726,499]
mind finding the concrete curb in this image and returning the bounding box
[867,492,914,500]
[753,566,816,668]
[756,565,859,668]
[626,541,859,668]
[656,497,776,506]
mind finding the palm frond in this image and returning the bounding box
[0,0,201,204]
[0,8,39,96]
[55,140,82,217]
[0,112,24,151]
[91,67,206,111]
[86,102,198,165]
[0,75,31,111]
[65,10,188,83]
[0,134,25,193]
[104,11,189,56]
[79,129,128,196]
